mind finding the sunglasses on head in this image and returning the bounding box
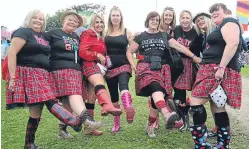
[164,7,174,11]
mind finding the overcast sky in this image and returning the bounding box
[1,0,248,36]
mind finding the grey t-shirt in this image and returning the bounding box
[75,27,87,37]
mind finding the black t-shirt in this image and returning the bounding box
[105,31,129,68]
[174,26,202,58]
[202,18,241,71]
[134,31,171,60]
[45,29,81,71]
[12,28,50,69]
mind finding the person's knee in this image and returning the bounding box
[29,103,44,118]
[190,105,207,125]
[88,74,105,86]
[150,97,158,110]
[214,112,230,127]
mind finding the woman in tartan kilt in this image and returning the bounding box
[146,6,183,131]
[126,11,201,138]
[45,10,102,139]
[105,6,135,133]
[5,9,101,149]
[79,14,122,128]
[193,12,218,138]
[172,10,204,131]
[189,3,242,149]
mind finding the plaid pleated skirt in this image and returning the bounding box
[191,64,242,109]
[174,58,194,90]
[135,62,172,97]
[50,69,83,97]
[82,61,102,78]
[6,66,55,109]
[81,61,102,100]
[106,64,132,79]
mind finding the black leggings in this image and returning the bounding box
[147,82,167,110]
[173,88,186,103]
[173,88,190,115]
[106,72,130,103]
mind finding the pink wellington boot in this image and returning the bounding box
[121,92,136,123]
[112,105,121,133]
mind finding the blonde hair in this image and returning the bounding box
[106,6,125,36]
[194,16,216,36]
[159,7,176,31]
[89,13,105,38]
[22,9,46,32]
[179,10,192,21]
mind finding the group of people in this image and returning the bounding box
[3,2,243,149]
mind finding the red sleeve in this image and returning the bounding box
[79,32,98,61]
[2,56,8,81]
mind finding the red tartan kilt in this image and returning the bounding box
[191,64,242,109]
[135,62,172,97]
[50,69,83,97]
[174,58,194,90]
[82,61,101,78]
[106,64,132,79]
[6,66,55,109]
[81,61,102,100]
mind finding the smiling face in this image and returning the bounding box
[94,17,104,33]
[111,10,121,26]
[29,12,44,32]
[148,15,160,30]
[196,16,207,30]
[63,15,79,33]
[180,12,192,28]
[211,7,226,26]
[163,10,174,25]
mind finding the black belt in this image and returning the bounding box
[137,55,168,64]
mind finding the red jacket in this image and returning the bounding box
[79,29,106,61]
[2,56,8,81]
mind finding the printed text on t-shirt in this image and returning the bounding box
[63,36,79,51]
[141,38,165,51]
[177,37,191,48]
[34,35,49,46]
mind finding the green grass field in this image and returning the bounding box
[241,65,249,77]
[1,66,249,149]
